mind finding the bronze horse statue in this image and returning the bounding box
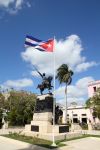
[37,76,53,94]
[32,66,53,94]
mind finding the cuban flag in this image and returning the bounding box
[25,35,54,52]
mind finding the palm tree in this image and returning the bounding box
[56,64,73,124]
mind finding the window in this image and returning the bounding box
[93,86,96,92]
[82,114,86,116]
[73,114,77,116]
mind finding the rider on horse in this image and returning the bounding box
[36,70,53,94]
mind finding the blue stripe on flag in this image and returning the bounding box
[26,35,42,42]
[36,47,45,51]
[25,41,37,47]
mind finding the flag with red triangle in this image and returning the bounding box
[25,35,54,52]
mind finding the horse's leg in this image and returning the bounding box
[41,91,42,95]
[40,89,42,95]
[40,87,44,95]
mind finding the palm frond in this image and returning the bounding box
[56,64,73,85]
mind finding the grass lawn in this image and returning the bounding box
[87,134,100,138]
[2,132,66,149]
[2,133,100,149]
[56,134,100,143]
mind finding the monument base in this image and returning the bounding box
[24,124,69,141]
[24,94,69,141]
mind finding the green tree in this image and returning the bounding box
[0,92,5,128]
[86,87,100,119]
[5,90,36,126]
[0,109,3,128]
[56,64,74,124]
[0,92,5,108]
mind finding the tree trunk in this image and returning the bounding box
[65,85,67,124]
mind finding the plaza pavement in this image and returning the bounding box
[57,137,100,150]
[0,136,100,150]
[0,136,48,150]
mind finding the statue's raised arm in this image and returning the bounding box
[33,65,44,78]
[37,70,44,78]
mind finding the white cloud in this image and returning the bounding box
[15,0,23,9]
[1,78,33,90]
[26,1,31,8]
[0,0,31,14]
[56,76,94,105]
[21,35,98,76]
[75,61,98,72]
[0,0,14,7]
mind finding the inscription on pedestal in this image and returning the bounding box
[59,125,69,133]
[31,125,39,132]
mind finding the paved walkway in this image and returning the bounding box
[0,136,48,150]
[57,137,100,150]
[0,136,100,150]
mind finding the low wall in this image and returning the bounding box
[82,130,100,135]
[0,127,24,135]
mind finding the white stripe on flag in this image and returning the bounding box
[25,38,38,44]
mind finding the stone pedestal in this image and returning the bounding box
[25,94,53,134]
[24,94,69,140]
[31,112,53,133]
[2,122,8,129]
[2,117,8,129]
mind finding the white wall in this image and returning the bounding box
[88,80,100,97]
[62,106,94,124]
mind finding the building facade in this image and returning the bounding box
[62,80,100,127]
[88,80,100,97]
[62,104,94,125]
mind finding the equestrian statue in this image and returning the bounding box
[34,67,53,94]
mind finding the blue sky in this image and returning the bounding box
[0,0,100,105]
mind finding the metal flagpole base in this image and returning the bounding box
[51,142,57,147]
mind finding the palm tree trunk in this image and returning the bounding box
[65,85,67,124]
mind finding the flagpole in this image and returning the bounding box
[51,37,57,147]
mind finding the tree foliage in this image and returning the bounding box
[0,108,3,128]
[0,92,5,128]
[5,90,36,126]
[0,92,5,109]
[56,64,73,86]
[86,88,100,119]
